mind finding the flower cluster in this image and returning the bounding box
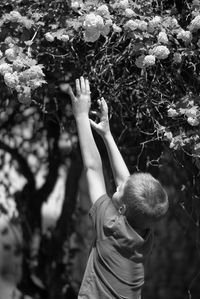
[0,45,46,104]
[83,12,112,42]
[150,45,170,60]
[177,30,192,43]
[0,10,34,29]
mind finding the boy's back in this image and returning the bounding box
[78,194,154,299]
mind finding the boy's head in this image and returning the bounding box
[112,172,169,229]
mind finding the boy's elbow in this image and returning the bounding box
[84,158,103,172]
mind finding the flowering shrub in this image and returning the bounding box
[0,0,200,166]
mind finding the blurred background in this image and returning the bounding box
[0,0,200,298]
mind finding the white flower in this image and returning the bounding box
[9,11,22,22]
[173,53,182,63]
[113,24,122,33]
[13,59,24,71]
[60,34,69,42]
[5,48,17,61]
[164,131,173,141]
[17,90,31,105]
[143,55,156,67]
[0,63,12,75]
[187,116,199,126]
[83,13,105,42]
[177,30,191,43]
[124,20,138,31]
[84,29,100,42]
[45,32,55,42]
[150,45,170,60]
[0,51,3,59]
[185,106,199,118]
[97,5,110,18]
[168,108,178,118]
[137,20,148,31]
[125,8,135,18]
[157,31,169,44]
[4,72,19,88]
[189,15,200,32]
[118,0,129,9]
[149,16,162,28]
[101,20,112,36]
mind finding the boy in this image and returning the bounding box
[67,77,169,299]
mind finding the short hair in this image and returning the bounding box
[122,172,168,226]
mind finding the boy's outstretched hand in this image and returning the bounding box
[67,76,91,118]
[90,97,110,138]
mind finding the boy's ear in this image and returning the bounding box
[119,204,126,215]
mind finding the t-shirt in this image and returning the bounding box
[78,194,154,299]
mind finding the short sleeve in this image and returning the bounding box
[88,194,110,240]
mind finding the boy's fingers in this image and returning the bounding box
[80,76,85,93]
[76,79,81,96]
[89,119,98,130]
[85,78,90,94]
[66,85,76,102]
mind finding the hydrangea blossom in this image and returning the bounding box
[137,20,148,31]
[125,8,135,18]
[13,59,25,71]
[60,34,69,42]
[173,53,182,64]
[45,32,55,42]
[177,30,191,43]
[118,0,129,9]
[150,45,170,60]
[189,15,200,32]
[0,63,13,75]
[149,16,162,28]
[97,5,110,19]
[83,13,105,42]
[143,55,156,67]
[135,55,145,68]
[5,48,17,62]
[4,72,19,88]
[168,108,179,118]
[124,20,138,31]
[113,24,122,33]
[187,117,199,126]
[157,32,169,44]
[8,11,22,22]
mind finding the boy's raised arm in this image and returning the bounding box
[90,98,130,187]
[67,77,106,204]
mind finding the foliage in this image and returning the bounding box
[0,0,200,298]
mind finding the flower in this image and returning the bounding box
[125,8,135,18]
[137,20,148,31]
[0,51,3,59]
[173,53,182,63]
[177,30,191,43]
[150,45,170,60]
[45,32,55,42]
[143,55,156,67]
[83,13,105,42]
[149,16,162,27]
[164,131,173,141]
[118,0,129,9]
[4,72,19,88]
[189,15,200,32]
[9,11,22,22]
[60,34,69,42]
[124,20,138,31]
[13,59,25,71]
[5,48,17,61]
[0,63,13,75]
[157,31,169,44]
[17,89,31,105]
[187,116,199,126]
[113,24,122,33]
[168,108,179,118]
[97,5,110,18]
